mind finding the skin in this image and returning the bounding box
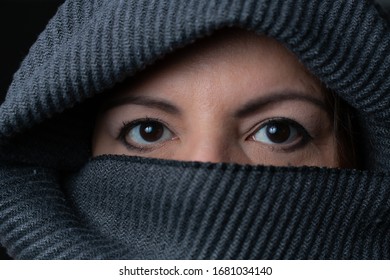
[92,30,339,167]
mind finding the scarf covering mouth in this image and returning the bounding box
[1,0,390,259]
[1,155,389,259]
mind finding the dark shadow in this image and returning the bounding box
[0,0,65,103]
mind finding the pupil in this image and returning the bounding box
[266,122,290,143]
[140,122,164,142]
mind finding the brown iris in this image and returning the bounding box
[265,121,291,143]
[139,121,164,142]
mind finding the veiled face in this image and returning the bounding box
[92,30,339,167]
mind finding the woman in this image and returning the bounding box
[0,0,389,259]
[92,29,354,168]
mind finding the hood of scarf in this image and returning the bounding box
[1,0,390,171]
[1,156,389,259]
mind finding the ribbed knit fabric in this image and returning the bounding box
[1,0,390,259]
[1,156,389,259]
[1,0,390,170]
[0,163,128,259]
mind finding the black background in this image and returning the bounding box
[0,0,65,103]
[0,0,389,261]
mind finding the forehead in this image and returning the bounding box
[112,29,324,105]
[135,29,316,82]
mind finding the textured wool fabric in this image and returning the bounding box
[1,0,390,259]
[1,156,390,259]
[1,0,390,170]
[65,156,390,259]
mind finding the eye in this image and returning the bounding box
[118,119,175,151]
[249,118,311,149]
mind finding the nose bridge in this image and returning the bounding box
[177,122,231,163]
[188,139,226,163]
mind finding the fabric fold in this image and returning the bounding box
[62,156,390,259]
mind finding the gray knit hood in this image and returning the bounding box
[1,0,390,259]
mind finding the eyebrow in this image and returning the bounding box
[101,91,328,117]
[101,95,182,115]
[234,91,329,118]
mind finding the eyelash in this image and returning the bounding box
[117,117,313,153]
[116,117,172,152]
[246,117,313,152]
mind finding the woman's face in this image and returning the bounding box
[93,30,338,167]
